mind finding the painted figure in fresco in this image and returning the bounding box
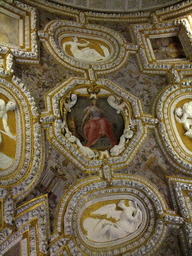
[154,38,185,59]
[83,200,142,242]
[63,36,109,61]
[82,99,116,148]
[175,101,192,138]
[0,99,17,143]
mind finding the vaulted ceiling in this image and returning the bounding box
[0,0,192,256]
[44,0,183,12]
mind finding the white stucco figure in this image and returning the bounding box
[83,200,142,242]
[63,122,98,159]
[110,127,134,156]
[175,101,192,138]
[0,99,17,143]
[63,37,109,62]
[64,94,77,112]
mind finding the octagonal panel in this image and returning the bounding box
[43,77,147,172]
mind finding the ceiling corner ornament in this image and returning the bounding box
[154,84,192,173]
[130,20,191,75]
[0,1,39,64]
[168,177,192,254]
[43,77,147,172]
[0,76,44,202]
[40,20,133,75]
[53,175,182,255]
[0,195,50,255]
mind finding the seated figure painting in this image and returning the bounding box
[82,99,116,148]
[66,98,124,151]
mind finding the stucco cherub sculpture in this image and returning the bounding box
[174,101,192,138]
[0,99,17,143]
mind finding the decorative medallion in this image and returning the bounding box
[154,84,192,173]
[43,77,146,172]
[0,1,39,64]
[40,20,131,74]
[0,76,43,202]
[54,176,182,255]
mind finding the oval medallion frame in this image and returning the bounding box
[154,85,192,173]
[0,76,44,202]
[56,176,169,255]
[42,20,130,74]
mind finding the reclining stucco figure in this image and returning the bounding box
[83,199,142,242]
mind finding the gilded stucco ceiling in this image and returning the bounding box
[0,0,192,256]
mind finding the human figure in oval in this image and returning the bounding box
[0,99,17,169]
[83,200,142,242]
[63,36,110,62]
[82,99,116,148]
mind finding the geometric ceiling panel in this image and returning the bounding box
[154,84,192,174]
[43,77,147,173]
[0,195,50,255]
[0,1,39,64]
[1,0,192,255]
[130,19,192,76]
[168,177,192,254]
[40,20,136,75]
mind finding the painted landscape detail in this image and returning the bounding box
[151,36,185,60]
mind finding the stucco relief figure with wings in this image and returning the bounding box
[83,200,142,242]
[175,101,192,138]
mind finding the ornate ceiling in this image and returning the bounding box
[0,0,192,255]
[42,0,183,12]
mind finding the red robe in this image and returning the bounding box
[84,117,116,148]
